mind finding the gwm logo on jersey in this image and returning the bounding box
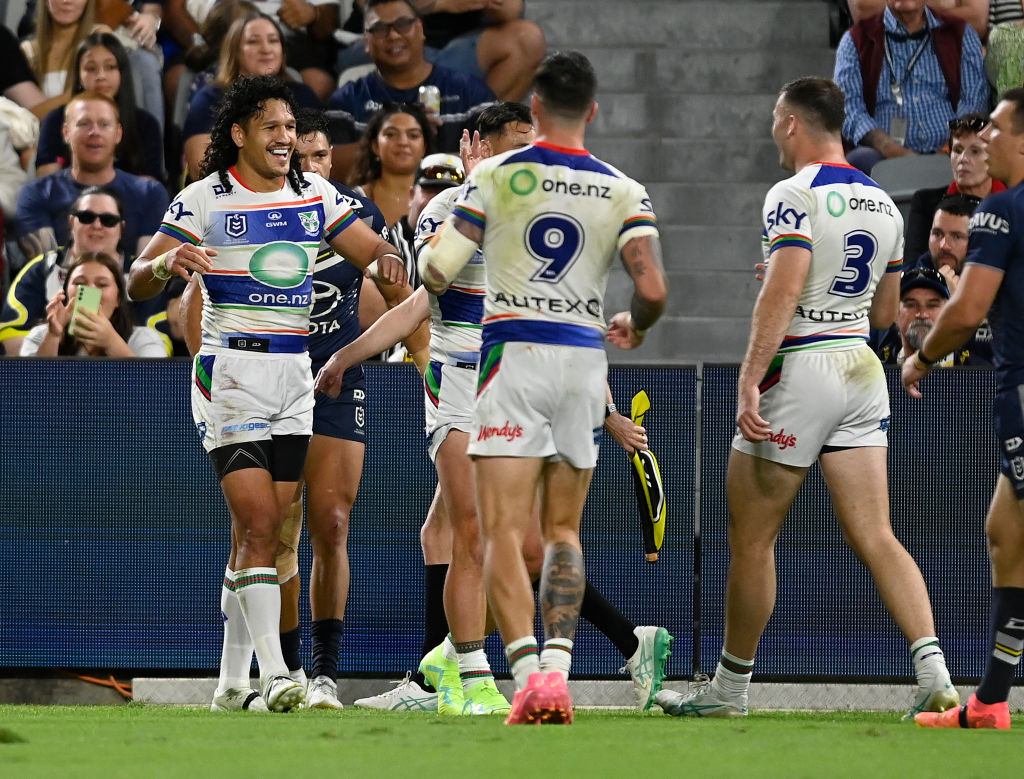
[225,213,248,237]
[298,211,320,235]
[249,241,309,289]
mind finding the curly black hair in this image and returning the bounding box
[199,75,305,195]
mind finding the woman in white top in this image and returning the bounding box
[21,250,166,357]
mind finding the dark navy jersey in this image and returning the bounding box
[308,178,389,382]
[965,182,1024,389]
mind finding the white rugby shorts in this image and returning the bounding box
[191,350,314,453]
[468,341,606,468]
[732,343,889,467]
[424,361,477,461]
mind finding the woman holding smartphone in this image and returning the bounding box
[20,251,165,357]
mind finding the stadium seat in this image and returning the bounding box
[870,153,952,222]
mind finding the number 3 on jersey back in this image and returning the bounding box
[526,212,585,283]
[829,230,877,297]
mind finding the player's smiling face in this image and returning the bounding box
[233,99,296,186]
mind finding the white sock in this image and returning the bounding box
[540,638,573,683]
[456,648,493,692]
[216,567,254,692]
[442,634,457,662]
[234,567,288,683]
[712,650,754,699]
[910,636,950,687]
[505,636,540,690]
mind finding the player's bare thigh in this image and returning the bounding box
[303,434,365,540]
[987,475,1024,586]
[725,448,807,546]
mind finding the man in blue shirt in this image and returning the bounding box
[325,0,494,181]
[15,93,169,263]
[833,0,987,172]
[903,88,1024,730]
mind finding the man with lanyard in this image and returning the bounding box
[833,0,987,173]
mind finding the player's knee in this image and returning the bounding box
[309,505,351,552]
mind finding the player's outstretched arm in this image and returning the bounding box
[128,234,215,301]
[418,217,482,295]
[314,288,431,397]
[736,244,810,442]
[606,235,668,349]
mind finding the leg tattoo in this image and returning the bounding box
[541,542,585,641]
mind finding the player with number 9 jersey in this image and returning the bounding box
[761,162,903,354]
[453,144,658,353]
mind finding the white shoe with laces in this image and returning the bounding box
[655,674,748,718]
[353,672,438,711]
[262,675,305,712]
[306,675,344,710]
[621,626,674,710]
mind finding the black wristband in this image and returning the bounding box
[916,348,938,367]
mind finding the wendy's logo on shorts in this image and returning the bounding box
[477,421,523,442]
[769,428,797,450]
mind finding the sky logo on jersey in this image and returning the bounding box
[225,213,247,237]
[299,211,320,235]
[249,242,309,289]
[766,201,808,231]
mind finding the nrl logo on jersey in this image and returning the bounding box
[225,213,247,237]
[299,211,320,235]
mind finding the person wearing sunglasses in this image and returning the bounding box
[834,0,989,173]
[325,0,494,184]
[904,113,1007,264]
[1,185,168,356]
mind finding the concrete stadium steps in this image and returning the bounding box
[525,0,837,362]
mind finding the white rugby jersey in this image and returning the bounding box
[416,185,485,366]
[761,162,902,353]
[452,142,658,351]
[159,168,357,354]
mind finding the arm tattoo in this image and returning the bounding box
[540,541,585,641]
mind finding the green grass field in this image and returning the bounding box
[1,705,1021,778]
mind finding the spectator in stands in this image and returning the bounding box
[15,92,170,262]
[348,102,434,225]
[0,25,47,117]
[872,266,988,364]
[21,0,100,100]
[848,1,990,40]
[336,0,545,102]
[904,114,1003,262]
[834,0,988,173]
[1,185,168,356]
[326,0,494,181]
[985,1,1024,96]
[36,33,163,180]
[912,193,978,276]
[182,11,322,181]
[19,250,166,357]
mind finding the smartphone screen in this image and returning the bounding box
[69,285,102,337]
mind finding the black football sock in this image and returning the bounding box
[280,627,302,672]
[976,587,1024,704]
[310,618,344,681]
[580,581,639,660]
